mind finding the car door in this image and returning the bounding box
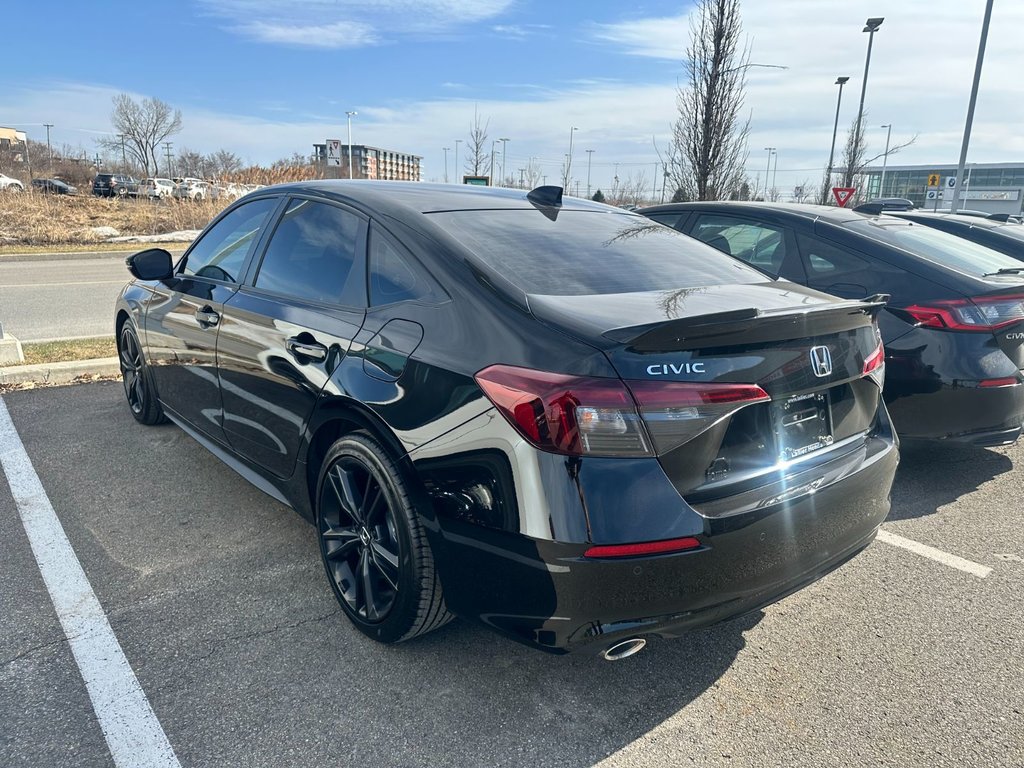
[143,196,280,441]
[216,196,368,478]
[685,212,802,280]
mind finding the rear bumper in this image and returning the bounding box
[424,426,898,654]
[886,379,1024,443]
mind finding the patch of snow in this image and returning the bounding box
[107,230,201,243]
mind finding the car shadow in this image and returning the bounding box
[886,441,1014,522]
[337,610,763,767]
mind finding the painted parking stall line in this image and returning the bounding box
[877,528,993,579]
[0,398,181,768]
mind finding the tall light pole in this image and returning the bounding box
[442,147,450,183]
[849,17,884,188]
[43,123,53,172]
[454,139,462,182]
[879,124,893,198]
[564,126,578,189]
[585,149,594,198]
[824,76,850,203]
[345,111,357,179]
[771,151,779,193]
[763,147,776,199]
[499,137,510,186]
[951,0,995,214]
[489,140,498,184]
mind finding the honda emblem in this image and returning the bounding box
[809,346,833,378]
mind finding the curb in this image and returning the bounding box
[0,357,121,385]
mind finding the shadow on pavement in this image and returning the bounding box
[887,441,1013,522]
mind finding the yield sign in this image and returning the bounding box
[832,187,856,207]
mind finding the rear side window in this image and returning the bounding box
[427,210,765,296]
[691,214,789,276]
[182,197,278,282]
[254,199,363,305]
[644,212,684,230]
[797,233,871,278]
[369,225,445,306]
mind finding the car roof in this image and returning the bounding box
[891,210,1015,229]
[637,200,868,225]
[259,180,617,216]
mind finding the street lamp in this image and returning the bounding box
[489,140,498,184]
[879,124,893,198]
[43,123,53,172]
[345,111,357,179]
[499,137,510,186]
[951,0,995,213]
[585,149,594,198]
[849,17,884,187]
[565,126,578,189]
[763,147,776,199]
[824,76,850,203]
[771,151,779,194]
[454,139,463,181]
[442,147,450,183]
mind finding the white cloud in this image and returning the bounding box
[199,0,514,47]
[235,20,378,48]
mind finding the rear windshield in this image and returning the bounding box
[845,219,1023,276]
[426,210,766,295]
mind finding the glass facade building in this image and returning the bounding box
[861,162,1024,213]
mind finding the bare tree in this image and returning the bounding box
[176,148,209,177]
[464,107,491,177]
[209,149,242,177]
[524,158,543,189]
[838,114,917,202]
[101,94,182,177]
[666,0,751,201]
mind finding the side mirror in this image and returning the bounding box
[126,248,174,281]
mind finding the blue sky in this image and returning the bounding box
[4,1,1024,197]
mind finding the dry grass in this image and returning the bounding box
[0,193,228,246]
[18,337,117,366]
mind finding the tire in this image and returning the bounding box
[118,323,167,425]
[316,433,453,644]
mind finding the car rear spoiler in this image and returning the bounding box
[604,295,889,352]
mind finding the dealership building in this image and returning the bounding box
[861,161,1024,215]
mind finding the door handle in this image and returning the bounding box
[195,306,220,327]
[286,337,328,362]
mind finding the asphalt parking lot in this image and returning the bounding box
[1,381,1022,768]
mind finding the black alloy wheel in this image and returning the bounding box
[316,434,452,643]
[118,324,166,425]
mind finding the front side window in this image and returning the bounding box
[254,199,363,305]
[691,214,789,276]
[182,197,278,282]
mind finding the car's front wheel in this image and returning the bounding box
[316,433,452,644]
[118,323,166,425]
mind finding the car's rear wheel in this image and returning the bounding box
[316,433,452,644]
[118,324,166,425]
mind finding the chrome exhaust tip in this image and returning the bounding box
[600,637,647,661]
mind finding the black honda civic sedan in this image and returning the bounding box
[115,182,897,656]
[887,210,1024,262]
[639,202,1024,447]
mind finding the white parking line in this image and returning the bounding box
[877,529,993,579]
[0,398,181,768]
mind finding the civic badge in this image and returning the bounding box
[809,346,833,378]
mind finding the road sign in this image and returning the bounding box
[463,175,490,186]
[926,190,938,200]
[832,187,856,207]
[945,176,957,188]
[326,139,342,167]
[927,173,941,188]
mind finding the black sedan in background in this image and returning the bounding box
[888,211,1024,262]
[639,202,1024,446]
[115,182,897,656]
[31,178,77,195]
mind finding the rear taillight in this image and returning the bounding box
[904,294,1024,332]
[627,380,770,454]
[474,366,651,457]
[863,339,885,388]
[474,365,770,458]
